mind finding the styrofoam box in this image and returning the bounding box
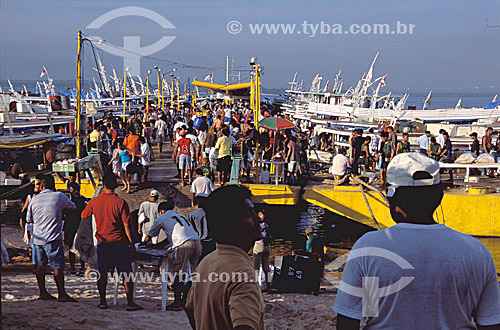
[4,178,22,185]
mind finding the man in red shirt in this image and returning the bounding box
[81,174,142,311]
[173,130,195,186]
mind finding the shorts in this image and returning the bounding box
[121,161,131,172]
[253,245,270,272]
[217,155,232,173]
[381,157,389,169]
[179,154,191,170]
[375,157,383,171]
[126,162,143,175]
[288,160,298,173]
[32,240,65,270]
[168,240,202,280]
[157,134,164,143]
[96,242,133,275]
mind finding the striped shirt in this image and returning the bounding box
[26,189,76,245]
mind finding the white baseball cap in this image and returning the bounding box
[386,152,440,197]
[150,189,160,197]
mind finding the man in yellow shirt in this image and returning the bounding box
[89,124,101,152]
[214,128,232,185]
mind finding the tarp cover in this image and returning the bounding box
[484,101,500,110]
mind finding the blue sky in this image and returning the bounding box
[0,0,499,90]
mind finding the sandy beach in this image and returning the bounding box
[1,259,338,329]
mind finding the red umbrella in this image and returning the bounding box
[258,117,295,131]
[258,117,296,161]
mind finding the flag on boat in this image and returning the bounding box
[204,73,213,81]
[40,67,47,78]
[381,76,386,87]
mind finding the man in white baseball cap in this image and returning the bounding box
[385,152,440,198]
[334,153,500,329]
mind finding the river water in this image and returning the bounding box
[262,202,500,274]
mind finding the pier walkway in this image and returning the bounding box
[114,144,195,217]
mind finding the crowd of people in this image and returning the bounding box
[11,98,500,329]
[79,100,318,188]
[328,125,500,185]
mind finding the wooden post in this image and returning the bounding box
[76,30,82,158]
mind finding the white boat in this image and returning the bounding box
[283,52,500,124]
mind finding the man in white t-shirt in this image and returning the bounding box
[138,189,159,243]
[333,153,500,330]
[224,107,232,124]
[416,130,431,154]
[173,118,185,139]
[367,128,380,156]
[186,130,200,169]
[436,129,446,148]
[329,147,350,178]
[191,168,215,204]
[138,137,150,183]
[146,198,201,311]
[155,117,167,152]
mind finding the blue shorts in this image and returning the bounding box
[179,154,191,170]
[97,242,133,275]
[32,240,65,270]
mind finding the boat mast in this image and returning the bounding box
[332,70,341,93]
[226,56,229,85]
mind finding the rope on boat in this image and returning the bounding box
[331,174,351,186]
[359,184,381,230]
[349,174,389,207]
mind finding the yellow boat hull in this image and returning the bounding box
[244,184,301,205]
[304,184,500,237]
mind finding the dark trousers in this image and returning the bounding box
[199,239,216,263]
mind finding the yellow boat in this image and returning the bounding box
[244,184,301,205]
[304,184,500,237]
